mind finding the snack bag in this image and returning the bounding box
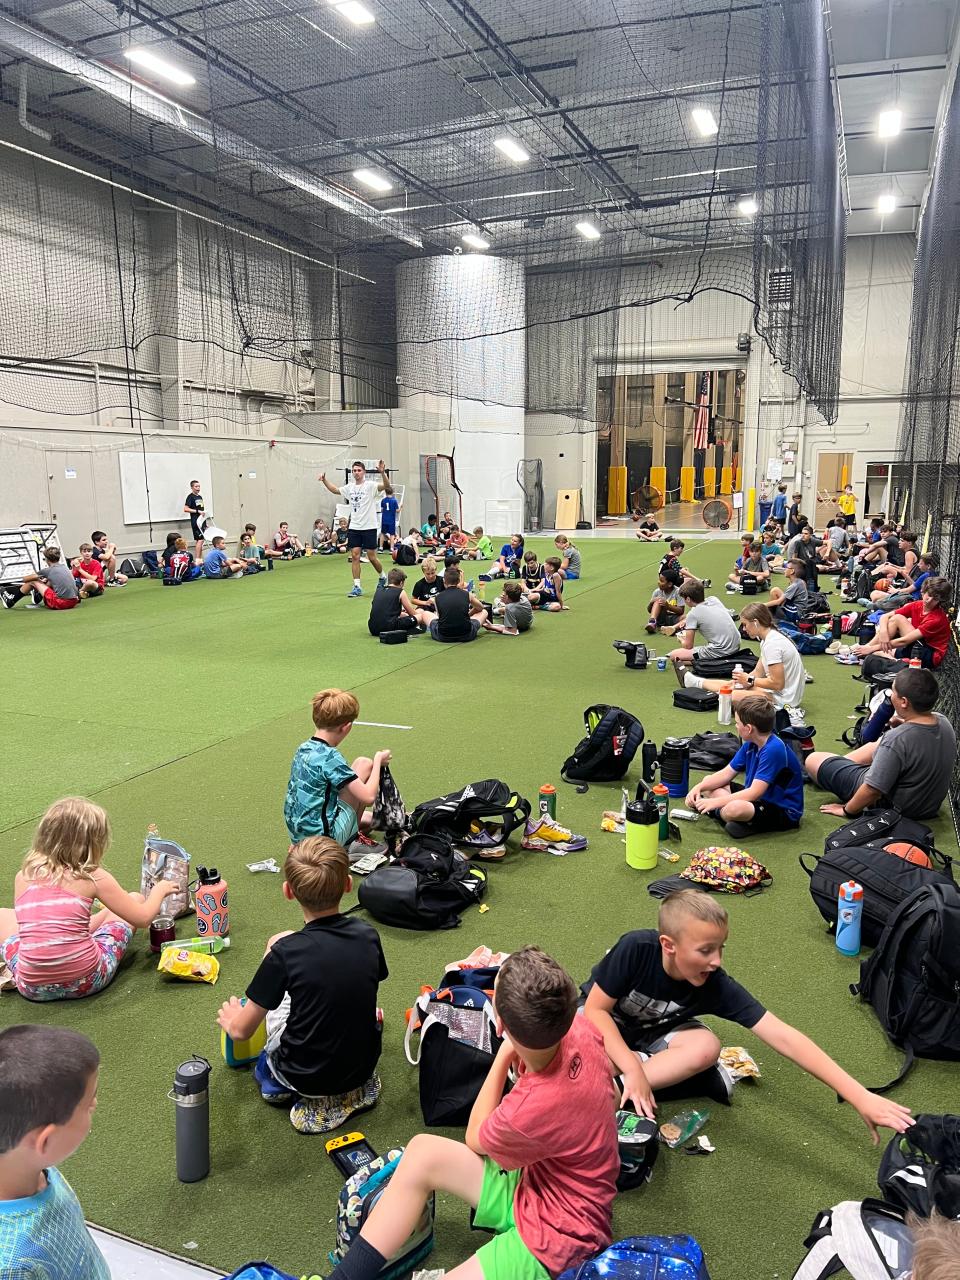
[659,1109,709,1149]
[158,947,220,985]
[141,828,193,918]
[719,1046,761,1081]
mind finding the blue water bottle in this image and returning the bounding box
[836,881,864,956]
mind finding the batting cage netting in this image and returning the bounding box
[0,0,844,437]
[893,57,960,825]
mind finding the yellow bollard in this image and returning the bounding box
[680,467,695,503]
[746,487,756,532]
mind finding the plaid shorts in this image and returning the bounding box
[2,920,134,1001]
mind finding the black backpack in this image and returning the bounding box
[823,809,936,858]
[410,780,530,842]
[855,885,960,1087]
[691,648,758,679]
[356,833,487,930]
[395,544,417,566]
[561,705,644,788]
[687,732,741,771]
[799,847,954,947]
[878,1114,960,1217]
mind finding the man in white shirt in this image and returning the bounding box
[318,460,394,597]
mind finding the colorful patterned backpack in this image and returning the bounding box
[680,846,773,895]
[330,1147,434,1279]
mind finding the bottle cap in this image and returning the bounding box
[719,685,733,694]
[841,880,863,900]
[539,784,556,794]
[198,866,220,885]
[174,1056,211,1095]
[652,784,669,796]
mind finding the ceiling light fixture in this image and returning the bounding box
[353,168,392,192]
[575,221,602,240]
[123,48,195,86]
[691,107,719,137]
[493,136,530,164]
[329,0,375,25]
[462,233,490,250]
[737,196,759,217]
[878,193,897,215]
[878,108,902,139]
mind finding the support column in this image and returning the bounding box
[397,256,525,531]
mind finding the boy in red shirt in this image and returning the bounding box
[855,577,952,677]
[326,945,618,1280]
[72,544,105,599]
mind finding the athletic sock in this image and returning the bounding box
[353,578,361,589]
[328,1235,388,1279]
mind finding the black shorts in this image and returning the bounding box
[347,528,378,552]
[711,783,799,834]
[190,521,203,541]
[844,514,856,527]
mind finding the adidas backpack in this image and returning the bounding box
[356,833,487,930]
[791,1199,913,1280]
[410,779,530,842]
[561,705,644,788]
[878,1113,960,1219]
[329,1146,434,1279]
[557,1235,710,1280]
[855,883,960,1087]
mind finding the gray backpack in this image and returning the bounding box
[792,1200,913,1280]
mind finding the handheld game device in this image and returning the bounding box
[325,1132,378,1179]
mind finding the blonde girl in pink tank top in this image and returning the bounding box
[0,797,179,1002]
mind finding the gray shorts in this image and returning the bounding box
[630,1019,710,1056]
[693,642,739,661]
[816,755,869,803]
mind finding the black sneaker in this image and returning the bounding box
[0,588,18,609]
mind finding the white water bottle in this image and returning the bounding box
[718,686,733,726]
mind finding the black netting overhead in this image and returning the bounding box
[0,0,844,427]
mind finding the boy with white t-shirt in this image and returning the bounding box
[318,460,393,597]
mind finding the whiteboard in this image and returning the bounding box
[119,453,213,524]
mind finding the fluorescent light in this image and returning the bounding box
[123,48,195,87]
[331,0,375,24]
[353,168,392,193]
[461,233,490,250]
[493,136,530,164]
[575,221,602,240]
[878,109,902,139]
[737,196,759,217]
[878,193,897,215]
[691,107,719,137]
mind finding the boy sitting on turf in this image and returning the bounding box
[479,533,524,581]
[646,567,685,633]
[367,568,427,636]
[483,580,533,635]
[1,546,80,611]
[239,532,267,572]
[684,693,804,838]
[410,556,442,611]
[464,526,495,560]
[527,556,568,612]
[635,512,661,540]
[582,888,913,1140]
[91,531,128,586]
[326,945,619,1280]
[217,837,386,1134]
[284,688,392,849]
[0,1024,108,1278]
[430,563,488,643]
[203,535,247,579]
[72,543,105,599]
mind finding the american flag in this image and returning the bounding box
[693,371,711,450]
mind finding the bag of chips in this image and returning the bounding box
[158,947,220,984]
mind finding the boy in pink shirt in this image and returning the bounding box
[326,945,619,1280]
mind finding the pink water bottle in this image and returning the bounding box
[195,866,229,937]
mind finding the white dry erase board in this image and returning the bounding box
[119,453,213,524]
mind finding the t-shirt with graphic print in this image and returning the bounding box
[338,478,381,530]
[582,929,766,1048]
[284,736,357,844]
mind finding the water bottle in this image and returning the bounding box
[172,1056,211,1182]
[718,686,733,725]
[538,784,557,820]
[195,867,229,937]
[836,881,864,957]
[641,741,659,784]
[660,737,691,798]
[625,796,659,871]
[652,783,670,839]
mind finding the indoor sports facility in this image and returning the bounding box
[2,0,960,1276]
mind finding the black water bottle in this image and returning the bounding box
[641,741,658,785]
[173,1056,211,1183]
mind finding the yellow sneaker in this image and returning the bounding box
[520,816,587,852]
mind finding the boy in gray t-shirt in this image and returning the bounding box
[1,546,79,611]
[483,581,533,635]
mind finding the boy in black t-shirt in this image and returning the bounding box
[217,837,387,1135]
[430,563,488,643]
[582,890,912,1143]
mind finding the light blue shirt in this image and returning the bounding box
[0,1166,110,1279]
[203,547,227,578]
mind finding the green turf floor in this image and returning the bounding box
[1,539,957,1279]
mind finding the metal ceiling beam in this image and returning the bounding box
[0,14,423,248]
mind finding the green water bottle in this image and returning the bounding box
[625,796,659,871]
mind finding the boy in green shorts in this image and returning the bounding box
[326,945,619,1280]
[284,689,391,848]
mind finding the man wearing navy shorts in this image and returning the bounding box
[319,460,394,597]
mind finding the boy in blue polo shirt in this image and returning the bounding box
[284,689,392,847]
[684,693,803,838]
[203,535,246,579]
